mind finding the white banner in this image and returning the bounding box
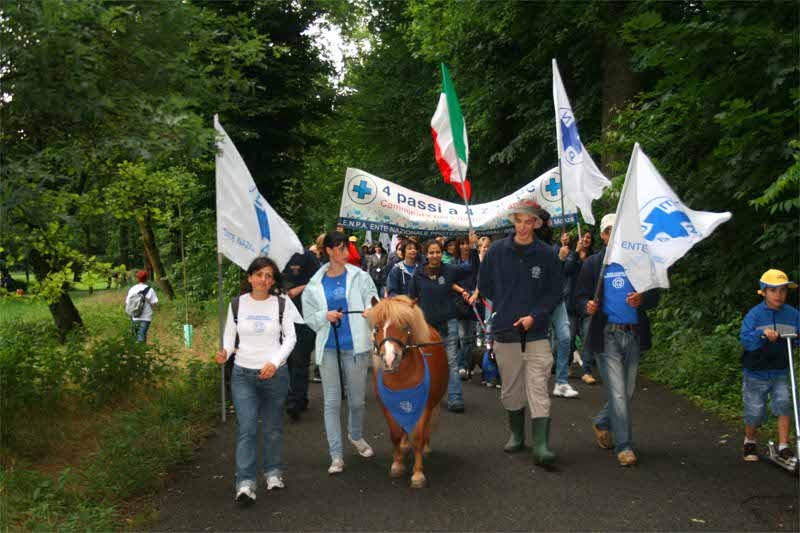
[339,168,578,236]
[215,115,303,271]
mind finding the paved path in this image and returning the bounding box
[151,371,798,531]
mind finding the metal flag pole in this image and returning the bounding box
[217,253,226,423]
[454,162,474,232]
[558,160,567,237]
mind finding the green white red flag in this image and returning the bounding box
[431,63,471,201]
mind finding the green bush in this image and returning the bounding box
[0,320,67,445]
[67,334,169,403]
[81,358,218,502]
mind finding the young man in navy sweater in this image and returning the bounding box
[478,201,562,465]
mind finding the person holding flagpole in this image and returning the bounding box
[576,214,660,466]
[478,201,563,466]
[575,143,730,466]
[216,257,298,502]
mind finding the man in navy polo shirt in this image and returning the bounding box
[576,213,660,466]
[478,201,562,466]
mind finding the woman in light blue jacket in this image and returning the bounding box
[302,231,379,475]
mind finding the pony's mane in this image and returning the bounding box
[368,296,433,344]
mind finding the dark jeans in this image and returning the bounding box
[287,325,316,412]
[231,364,290,488]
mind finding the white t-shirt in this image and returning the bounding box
[126,283,159,322]
[223,293,299,370]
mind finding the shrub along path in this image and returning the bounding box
[151,371,797,531]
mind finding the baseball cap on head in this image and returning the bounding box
[348,236,357,242]
[758,269,798,295]
[600,213,616,232]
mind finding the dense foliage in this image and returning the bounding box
[1,0,797,405]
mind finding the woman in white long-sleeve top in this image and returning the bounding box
[302,231,379,475]
[216,256,298,503]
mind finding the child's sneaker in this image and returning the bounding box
[743,442,759,462]
[779,447,795,460]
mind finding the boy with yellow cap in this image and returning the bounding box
[739,269,799,462]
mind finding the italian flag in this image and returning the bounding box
[431,63,471,201]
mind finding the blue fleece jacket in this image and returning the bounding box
[478,235,563,342]
[740,301,799,371]
[408,251,478,326]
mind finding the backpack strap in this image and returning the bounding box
[232,296,240,350]
[232,295,285,348]
[139,285,150,298]
[278,295,286,345]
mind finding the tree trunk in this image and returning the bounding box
[136,214,175,299]
[29,249,83,342]
[600,41,642,175]
[119,222,131,269]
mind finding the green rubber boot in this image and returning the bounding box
[504,409,526,453]
[531,417,556,466]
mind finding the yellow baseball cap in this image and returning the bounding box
[758,269,798,294]
[348,236,357,242]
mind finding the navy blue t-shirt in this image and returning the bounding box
[602,263,638,325]
[322,271,353,350]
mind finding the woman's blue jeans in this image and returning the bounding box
[320,349,370,459]
[231,364,290,490]
[442,319,464,407]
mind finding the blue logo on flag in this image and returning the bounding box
[559,108,583,166]
[640,197,699,243]
[253,197,271,255]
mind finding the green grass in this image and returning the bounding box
[0,291,220,532]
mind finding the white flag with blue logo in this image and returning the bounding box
[605,143,731,292]
[215,115,303,271]
[553,59,611,225]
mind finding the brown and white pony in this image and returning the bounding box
[368,296,449,488]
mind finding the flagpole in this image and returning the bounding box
[217,252,226,423]
[455,162,474,231]
[558,160,567,236]
[583,151,633,351]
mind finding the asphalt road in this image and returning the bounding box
[151,370,798,531]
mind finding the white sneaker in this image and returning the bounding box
[458,368,468,380]
[265,475,284,491]
[553,383,579,398]
[235,485,256,503]
[349,435,374,457]
[328,457,344,474]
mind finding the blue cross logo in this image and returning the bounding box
[545,177,561,199]
[347,175,377,205]
[352,180,373,200]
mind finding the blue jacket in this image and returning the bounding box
[302,263,379,364]
[387,261,416,297]
[477,235,562,343]
[740,302,799,371]
[408,251,478,326]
